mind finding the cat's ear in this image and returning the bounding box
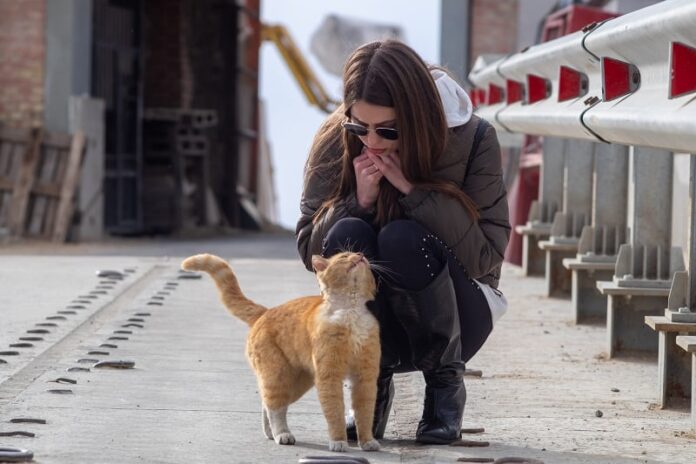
[312,255,329,272]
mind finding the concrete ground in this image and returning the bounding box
[0,232,694,463]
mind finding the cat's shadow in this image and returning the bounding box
[293,439,414,456]
[292,441,332,452]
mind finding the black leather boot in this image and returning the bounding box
[416,363,466,444]
[384,264,466,444]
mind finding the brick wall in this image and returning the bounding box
[470,0,518,63]
[144,0,182,108]
[0,0,45,128]
[144,0,234,110]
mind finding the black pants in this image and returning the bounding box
[322,217,493,364]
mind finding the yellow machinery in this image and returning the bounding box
[261,24,340,114]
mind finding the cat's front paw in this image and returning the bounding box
[328,440,349,452]
[274,432,296,445]
[359,439,380,451]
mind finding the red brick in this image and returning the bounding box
[0,0,45,128]
[470,0,518,63]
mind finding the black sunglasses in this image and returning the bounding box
[341,122,399,141]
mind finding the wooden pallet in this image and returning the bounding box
[0,127,86,242]
[0,127,36,236]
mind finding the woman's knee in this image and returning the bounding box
[378,220,429,261]
[323,217,377,257]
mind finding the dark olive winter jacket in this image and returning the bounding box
[295,114,511,288]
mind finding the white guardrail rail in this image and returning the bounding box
[468,0,696,154]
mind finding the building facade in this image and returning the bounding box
[0,0,276,239]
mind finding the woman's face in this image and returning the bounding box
[349,100,399,156]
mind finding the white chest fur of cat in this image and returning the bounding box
[182,252,382,452]
[321,291,379,351]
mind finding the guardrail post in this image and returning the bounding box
[649,156,696,410]
[538,138,593,298]
[689,155,696,323]
[597,147,683,358]
[515,137,564,276]
[563,144,629,323]
[664,155,696,323]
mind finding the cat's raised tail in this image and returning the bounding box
[181,254,266,325]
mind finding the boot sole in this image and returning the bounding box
[414,433,461,445]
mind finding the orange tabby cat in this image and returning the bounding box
[181,252,381,452]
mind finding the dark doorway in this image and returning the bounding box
[91,0,143,234]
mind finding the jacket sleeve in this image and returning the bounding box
[398,124,511,279]
[296,169,369,271]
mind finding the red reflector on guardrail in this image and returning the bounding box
[471,88,486,108]
[488,84,504,105]
[477,88,487,106]
[669,42,696,99]
[601,57,640,101]
[506,80,524,104]
[527,74,551,104]
[558,66,589,102]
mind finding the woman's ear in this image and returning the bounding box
[312,255,329,272]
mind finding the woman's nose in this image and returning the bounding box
[365,130,380,147]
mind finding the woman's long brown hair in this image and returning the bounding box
[309,40,479,226]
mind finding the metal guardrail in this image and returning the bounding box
[469,0,696,154]
[471,0,696,377]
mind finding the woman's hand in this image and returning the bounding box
[353,150,383,209]
[367,150,413,195]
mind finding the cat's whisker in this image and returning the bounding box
[336,243,352,254]
[369,263,400,279]
[367,259,392,265]
[372,269,399,280]
[364,259,392,272]
[335,241,372,257]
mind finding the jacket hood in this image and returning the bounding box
[430,69,473,128]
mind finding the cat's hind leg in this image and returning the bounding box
[267,406,295,445]
[257,369,311,445]
[262,404,273,440]
[252,340,310,445]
